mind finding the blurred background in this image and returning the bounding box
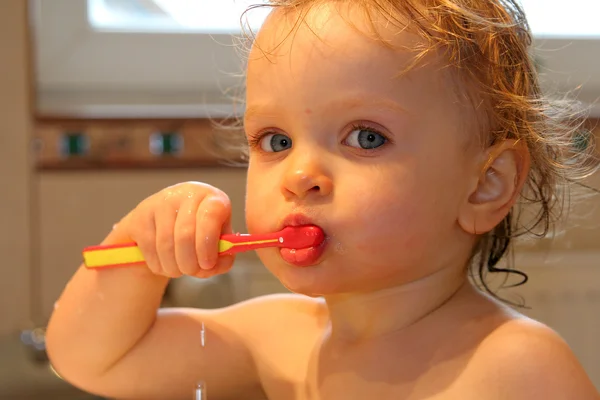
[0,0,599,398]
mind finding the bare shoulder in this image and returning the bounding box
[467,315,599,400]
[221,292,327,335]
[219,292,328,375]
[228,292,326,314]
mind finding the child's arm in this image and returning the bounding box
[47,265,262,399]
[45,182,265,399]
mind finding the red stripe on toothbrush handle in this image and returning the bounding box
[219,241,280,256]
[220,232,280,244]
[83,242,138,252]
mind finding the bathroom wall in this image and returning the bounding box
[0,0,33,337]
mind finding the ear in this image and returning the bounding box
[458,139,530,235]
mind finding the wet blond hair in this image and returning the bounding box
[238,0,599,299]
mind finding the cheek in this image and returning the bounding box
[338,161,464,257]
[343,180,432,252]
[244,188,261,234]
[245,165,277,233]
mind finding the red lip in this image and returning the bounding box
[280,213,319,229]
[278,213,327,267]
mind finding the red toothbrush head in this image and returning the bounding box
[279,225,325,249]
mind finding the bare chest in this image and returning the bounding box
[255,333,481,400]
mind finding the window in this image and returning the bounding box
[520,0,600,38]
[88,0,270,33]
[88,0,600,37]
[33,0,600,118]
[33,0,270,118]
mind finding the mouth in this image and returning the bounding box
[278,213,327,267]
[280,213,321,229]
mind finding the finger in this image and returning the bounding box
[128,204,161,275]
[196,195,232,270]
[193,255,235,279]
[155,201,182,278]
[174,198,203,276]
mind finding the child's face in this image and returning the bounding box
[244,4,481,296]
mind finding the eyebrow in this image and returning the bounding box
[244,95,410,120]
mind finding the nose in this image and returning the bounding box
[280,155,333,200]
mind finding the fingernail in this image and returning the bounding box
[200,259,213,270]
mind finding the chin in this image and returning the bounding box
[282,285,324,298]
[280,280,340,298]
[257,251,347,296]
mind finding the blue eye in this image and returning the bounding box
[345,127,387,150]
[260,133,292,152]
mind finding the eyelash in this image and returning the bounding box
[245,123,391,151]
[348,123,389,141]
[246,131,270,150]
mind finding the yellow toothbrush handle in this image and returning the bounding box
[83,244,144,268]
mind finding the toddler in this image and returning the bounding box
[46,1,600,399]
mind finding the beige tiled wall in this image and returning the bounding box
[0,0,33,337]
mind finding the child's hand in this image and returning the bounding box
[117,181,235,279]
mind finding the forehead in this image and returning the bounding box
[250,3,419,56]
[245,3,458,113]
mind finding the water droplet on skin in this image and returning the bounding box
[334,241,347,255]
[201,322,206,347]
[53,302,59,310]
[201,246,211,269]
[175,209,179,213]
[196,381,207,400]
[201,209,209,222]
[187,192,195,199]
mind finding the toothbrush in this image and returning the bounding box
[82,225,324,269]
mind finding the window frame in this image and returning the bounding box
[32,0,600,118]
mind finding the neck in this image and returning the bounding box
[323,266,468,343]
